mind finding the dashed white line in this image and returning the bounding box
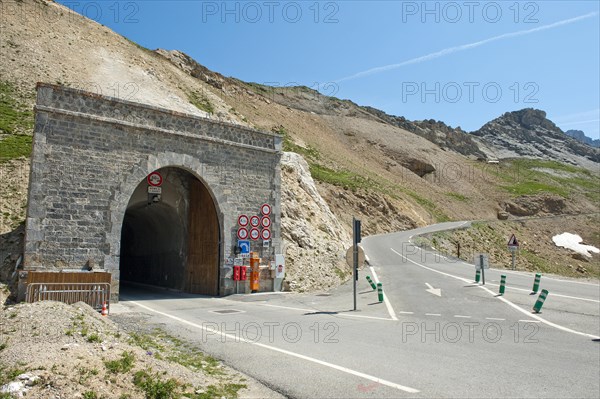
[425,313,441,317]
[257,303,394,321]
[485,317,506,321]
[454,315,472,319]
[127,300,420,394]
[398,311,414,315]
[519,320,541,323]
[390,247,600,340]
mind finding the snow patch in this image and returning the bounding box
[552,233,599,257]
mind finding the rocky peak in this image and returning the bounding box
[472,108,600,169]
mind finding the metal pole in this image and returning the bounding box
[480,254,485,285]
[353,217,357,311]
[511,251,516,270]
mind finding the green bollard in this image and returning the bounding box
[532,273,541,294]
[499,275,506,295]
[533,289,549,313]
[377,283,383,302]
[475,269,481,283]
[366,276,376,290]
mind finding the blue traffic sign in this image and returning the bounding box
[238,240,250,254]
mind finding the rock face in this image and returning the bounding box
[565,130,600,148]
[280,153,351,292]
[472,109,600,170]
[503,194,567,217]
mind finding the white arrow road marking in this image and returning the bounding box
[390,247,600,340]
[425,283,442,297]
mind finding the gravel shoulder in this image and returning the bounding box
[0,299,284,399]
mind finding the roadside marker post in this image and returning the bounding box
[352,217,361,311]
[475,269,481,283]
[377,283,383,302]
[499,275,506,295]
[532,273,541,294]
[480,254,485,285]
[533,289,549,313]
[366,275,376,290]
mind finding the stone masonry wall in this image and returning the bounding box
[23,83,282,298]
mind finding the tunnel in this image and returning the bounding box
[119,167,220,295]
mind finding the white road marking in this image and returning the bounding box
[485,317,506,321]
[391,247,600,340]
[368,265,398,321]
[454,315,471,318]
[519,320,541,323]
[425,282,442,297]
[398,311,414,314]
[483,282,600,303]
[257,303,394,321]
[128,300,420,394]
[425,313,441,317]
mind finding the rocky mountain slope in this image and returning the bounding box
[565,129,600,148]
[472,109,600,169]
[1,0,599,295]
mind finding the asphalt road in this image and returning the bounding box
[117,221,600,398]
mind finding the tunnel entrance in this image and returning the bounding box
[119,167,220,296]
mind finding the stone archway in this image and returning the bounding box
[119,167,220,295]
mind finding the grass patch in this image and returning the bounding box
[86,333,101,343]
[104,351,135,374]
[0,81,34,135]
[0,134,32,161]
[445,192,469,202]
[188,91,214,115]
[185,383,247,399]
[133,370,179,399]
[309,164,372,191]
[82,392,98,399]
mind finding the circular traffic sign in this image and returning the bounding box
[238,215,249,227]
[250,216,260,227]
[147,172,163,187]
[261,229,271,240]
[249,228,260,240]
[261,216,271,228]
[261,204,271,216]
[237,228,248,240]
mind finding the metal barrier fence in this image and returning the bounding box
[26,283,111,312]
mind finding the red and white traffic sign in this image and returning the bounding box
[237,228,249,240]
[261,228,271,241]
[261,216,271,228]
[250,228,260,240]
[508,234,519,247]
[250,216,260,227]
[238,215,249,227]
[261,204,271,216]
[147,172,163,187]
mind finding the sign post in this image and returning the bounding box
[352,217,362,311]
[507,234,519,270]
[474,253,489,285]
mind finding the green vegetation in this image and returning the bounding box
[82,392,98,399]
[0,81,34,135]
[86,333,101,343]
[445,192,469,202]
[188,91,214,114]
[185,384,248,399]
[133,370,179,399]
[104,351,135,374]
[0,134,32,161]
[481,159,599,200]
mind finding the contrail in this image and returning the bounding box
[335,12,598,83]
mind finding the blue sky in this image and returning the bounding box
[59,1,599,137]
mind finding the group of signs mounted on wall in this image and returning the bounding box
[237,204,272,242]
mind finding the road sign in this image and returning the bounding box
[261,204,271,215]
[508,234,519,248]
[238,240,250,254]
[250,216,260,228]
[263,240,270,248]
[261,229,271,240]
[238,215,249,227]
[261,216,271,228]
[250,228,260,240]
[237,228,249,240]
[147,186,162,194]
[234,257,244,266]
[147,172,163,187]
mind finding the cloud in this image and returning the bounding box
[335,12,598,83]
